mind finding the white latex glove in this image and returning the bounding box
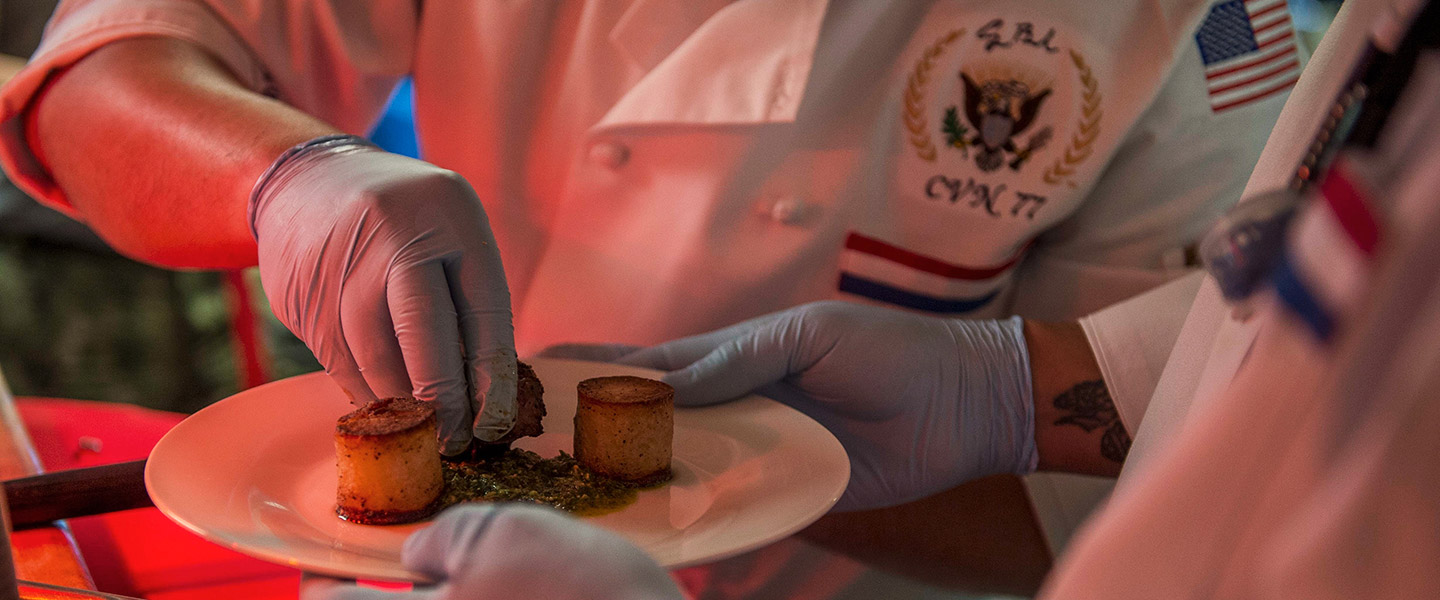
[251,135,517,454]
[301,504,683,600]
[619,301,1038,511]
[537,343,643,362]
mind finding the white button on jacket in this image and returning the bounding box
[588,142,629,170]
[769,196,807,225]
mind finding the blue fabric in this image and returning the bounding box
[1270,250,1335,342]
[367,78,421,159]
[1196,0,1260,65]
[837,273,998,313]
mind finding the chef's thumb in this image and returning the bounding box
[299,573,438,600]
[660,325,794,407]
[444,252,519,444]
[537,343,642,363]
[618,311,792,373]
[401,504,506,579]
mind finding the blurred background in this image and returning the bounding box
[0,0,1338,415]
[0,0,423,413]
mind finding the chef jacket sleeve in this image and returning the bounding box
[0,0,417,214]
[1078,270,1204,434]
[1008,30,1297,321]
[1022,271,1202,555]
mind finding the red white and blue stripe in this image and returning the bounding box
[1275,161,1382,342]
[1195,0,1300,113]
[837,232,1023,314]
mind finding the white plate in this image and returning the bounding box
[146,358,849,582]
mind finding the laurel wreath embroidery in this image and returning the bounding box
[1042,50,1101,186]
[904,29,965,162]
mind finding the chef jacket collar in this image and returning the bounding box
[597,0,831,131]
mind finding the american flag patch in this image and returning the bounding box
[836,233,1024,314]
[1195,0,1299,113]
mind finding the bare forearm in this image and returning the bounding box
[798,319,1123,592]
[31,37,337,268]
[797,319,1126,594]
[1024,320,1130,476]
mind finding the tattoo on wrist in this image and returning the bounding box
[1052,380,1132,463]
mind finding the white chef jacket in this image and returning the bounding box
[0,0,1287,345]
[1056,0,1440,596]
[1078,0,1383,475]
[0,1,1292,598]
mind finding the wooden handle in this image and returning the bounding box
[3,461,151,531]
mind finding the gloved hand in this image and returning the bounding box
[251,135,517,454]
[618,301,1038,511]
[537,342,643,362]
[302,504,683,600]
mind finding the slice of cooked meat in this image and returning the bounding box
[499,360,547,442]
[447,360,547,460]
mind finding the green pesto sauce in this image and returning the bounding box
[440,449,638,515]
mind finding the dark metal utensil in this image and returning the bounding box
[2,461,151,531]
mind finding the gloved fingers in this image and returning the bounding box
[402,504,682,599]
[445,253,518,443]
[300,574,439,600]
[660,324,796,406]
[617,311,791,371]
[323,359,380,406]
[401,504,505,578]
[259,261,378,407]
[339,264,416,401]
[536,343,643,363]
[387,261,473,456]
